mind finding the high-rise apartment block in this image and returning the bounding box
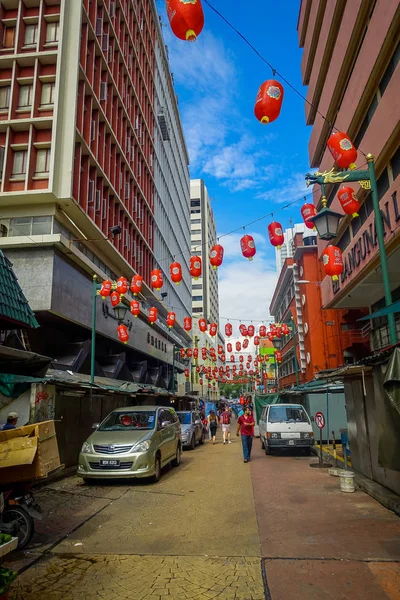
[0,0,191,386]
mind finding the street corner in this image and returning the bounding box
[8,554,267,600]
[262,559,400,600]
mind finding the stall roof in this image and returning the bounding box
[44,369,169,395]
[279,378,344,394]
[0,250,39,329]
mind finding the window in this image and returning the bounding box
[0,86,10,110]
[18,85,33,108]
[9,217,31,236]
[31,216,52,235]
[35,148,51,176]
[193,295,203,301]
[46,22,59,44]
[379,42,400,96]
[191,228,201,234]
[192,284,202,290]
[191,219,201,224]
[390,146,400,181]
[3,27,15,48]
[12,150,27,177]
[190,199,200,207]
[41,82,55,106]
[377,168,389,200]
[24,24,38,46]
[192,307,203,313]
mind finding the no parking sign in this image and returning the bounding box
[315,411,325,429]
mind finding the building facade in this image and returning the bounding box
[298,0,400,352]
[0,0,191,386]
[275,223,305,274]
[270,229,369,389]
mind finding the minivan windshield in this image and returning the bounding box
[177,412,191,425]
[268,406,310,424]
[99,411,156,431]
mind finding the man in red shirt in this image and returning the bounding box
[236,405,255,462]
[220,406,232,445]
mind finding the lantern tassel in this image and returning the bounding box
[349,163,357,171]
[260,116,270,124]
[185,29,196,41]
[352,212,359,218]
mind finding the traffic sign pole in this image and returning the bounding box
[310,411,331,469]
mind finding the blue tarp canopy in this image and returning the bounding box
[358,300,400,321]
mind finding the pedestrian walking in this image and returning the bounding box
[208,410,219,444]
[236,406,255,463]
[220,405,232,445]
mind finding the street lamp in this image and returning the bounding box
[308,196,343,241]
[113,303,129,322]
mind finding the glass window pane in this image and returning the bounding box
[41,82,55,105]
[12,151,27,175]
[32,216,52,235]
[46,22,59,43]
[24,24,37,45]
[10,217,32,236]
[4,27,15,48]
[0,86,10,109]
[35,149,51,174]
[19,85,32,107]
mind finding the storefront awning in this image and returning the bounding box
[358,300,400,321]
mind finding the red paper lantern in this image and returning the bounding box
[259,325,267,337]
[230,355,235,363]
[180,348,186,359]
[254,80,284,124]
[254,336,260,346]
[184,368,190,379]
[240,396,245,405]
[239,355,244,363]
[221,353,226,363]
[218,345,223,355]
[246,362,251,369]
[130,274,143,296]
[166,0,204,42]
[198,317,207,332]
[268,221,284,248]
[209,244,224,269]
[110,290,120,307]
[148,306,158,325]
[247,325,255,337]
[236,341,241,352]
[199,378,203,385]
[275,327,282,338]
[243,339,249,349]
[196,365,200,373]
[117,324,129,344]
[170,261,182,285]
[281,323,290,335]
[267,331,274,341]
[130,299,140,317]
[190,255,202,279]
[184,316,192,331]
[187,348,193,358]
[225,322,232,337]
[99,279,112,299]
[202,348,207,360]
[301,203,317,230]
[275,351,282,362]
[167,311,176,328]
[209,323,218,337]
[150,269,163,291]
[337,186,360,218]
[193,348,199,359]
[327,132,358,170]
[116,276,128,296]
[240,234,256,260]
[322,245,344,281]
[227,342,232,353]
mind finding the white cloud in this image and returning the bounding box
[257,172,309,204]
[218,254,277,323]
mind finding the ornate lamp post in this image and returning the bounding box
[305,154,397,345]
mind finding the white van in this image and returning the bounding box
[258,403,314,455]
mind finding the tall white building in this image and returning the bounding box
[190,179,222,400]
[275,224,314,274]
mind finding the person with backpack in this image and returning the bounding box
[220,405,232,445]
[208,410,219,445]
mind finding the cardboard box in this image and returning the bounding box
[0,421,61,483]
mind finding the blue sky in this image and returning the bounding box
[157,0,311,324]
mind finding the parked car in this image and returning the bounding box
[176,410,205,449]
[258,404,314,455]
[77,406,182,482]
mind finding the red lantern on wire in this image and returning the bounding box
[247,325,255,337]
[239,355,244,363]
[198,317,207,332]
[180,348,186,359]
[202,347,207,360]
[322,245,344,281]
[259,325,267,337]
[218,345,223,355]
[117,324,129,344]
[166,0,204,42]
[327,132,357,170]
[236,341,241,352]
[240,234,256,260]
[243,339,249,349]
[281,323,290,335]
[227,342,232,353]
[184,368,190,379]
[254,336,260,346]
[193,348,199,359]
[199,378,203,385]
[275,327,282,338]
[130,274,143,296]
[337,186,360,218]
[221,353,226,363]
[130,299,140,317]
[268,221,284,248]
[196,365,200,373]
[246,362,251,370]
[148,306,158,325]
[225,322,232,337]
[167,311,176,328]
[275,351,282,362]
[170,261,182,285]
[184,316,192,331]
[254,80,284,124]
[110,290,120,307]
[267,331,274,341]
[116,276,128,296]
[150,269,163,291]
[190,255,202,279]
[187,348,193,358]
[301,203,317,230]
[209,323,218,337]
[99,279,112,299]
[230,355,235,363]
[209,244,224,269]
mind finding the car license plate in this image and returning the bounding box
[288,440,296,446]
[24,494,34,505]
[100,459,120,467]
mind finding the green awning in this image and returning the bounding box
[358,300,400,321]
[0,250,39,329]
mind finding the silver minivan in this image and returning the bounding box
[176,410,205,449]
[259,404,314,455]
[78,406,182,482]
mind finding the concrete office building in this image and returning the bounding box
[298,0,400,351]
[0,0,191,387]
[190,179,222,400]
[275,223,307,274]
